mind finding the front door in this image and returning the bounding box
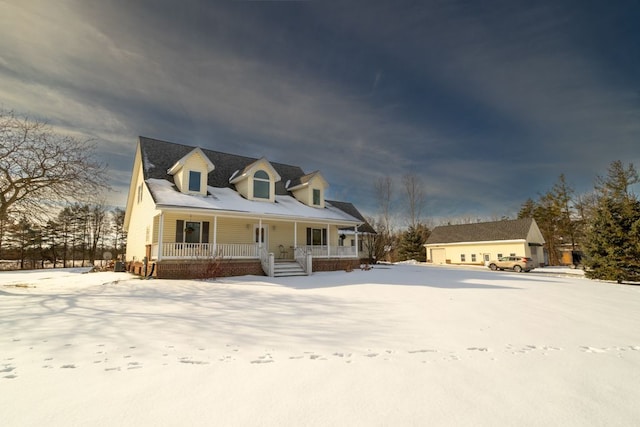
[431,248,446,264]
[254,224,268,250]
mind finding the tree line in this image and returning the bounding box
[1,204,127,270]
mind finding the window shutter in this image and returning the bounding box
[176,220,184,242]
[322,228,327,245]
[202,221,209,243]
[306,228,312,245]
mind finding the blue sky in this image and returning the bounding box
[1,0,638,223]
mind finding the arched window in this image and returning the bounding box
[253,170,270,199]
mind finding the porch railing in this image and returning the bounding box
[153,243,260,260]
[301,245,357,258]
[295,247,313,275]
[151,243,357,260]
[260,246,274,277]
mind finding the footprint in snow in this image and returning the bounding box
[179,358,209,365]
[467,347,491,352]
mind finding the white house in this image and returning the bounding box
[124,137,372,278]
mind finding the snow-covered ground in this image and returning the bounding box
[1,264,639,426]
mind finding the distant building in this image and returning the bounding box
[424,218,545,267]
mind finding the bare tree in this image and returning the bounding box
[88,202,108,264]
[402,173,426,229]
[374,175,393,234]
[373,175,395,262]
[0,110,108,255]
[111,207,126,261]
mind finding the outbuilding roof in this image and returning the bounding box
[425,218,536,244]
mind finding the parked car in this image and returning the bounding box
[488,256,535,273]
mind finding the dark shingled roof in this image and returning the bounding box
[425,218,535,244]
[139,136,306,195]
[329,200,376,234]
[138,136,370,224]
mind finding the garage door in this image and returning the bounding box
[431,248,446,264]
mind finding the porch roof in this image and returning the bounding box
[147,178,362,224]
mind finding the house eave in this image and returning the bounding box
[154,204,361,225]
[424,239,528,247]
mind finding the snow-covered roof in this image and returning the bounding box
[147,179,361,224]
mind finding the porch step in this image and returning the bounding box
[273,261,307,277]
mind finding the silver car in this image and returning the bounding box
[488,256,535,273]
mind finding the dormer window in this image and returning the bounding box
[166,147,214,195]
[253,170,270,199]
[288,171,328,208]
[229,158,280,202]
[189,171,201,192]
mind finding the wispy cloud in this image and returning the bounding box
[1,0,638,217]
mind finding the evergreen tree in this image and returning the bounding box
[585,161,640,283]
[43,219,60,267]
[396,223,429,262]
[518,175,583,265]
[518,198,536,219]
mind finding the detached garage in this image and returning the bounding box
[424,218,545,267]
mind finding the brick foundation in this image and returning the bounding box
[153,259,264,279]
[127,258,361,279]
[312,258,360,272]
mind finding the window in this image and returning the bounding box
[175,220,209,244]
[471,254,476,262]
[137,184,143,203]
[184,221,201,243]
[189,171,201,192]
[461,254,466,262]
[254,226,266,244]
[510,253,516,257]
[497,253,503,259]
[253,170,270,199]
[313,189,321,206]
[306,227,326,246]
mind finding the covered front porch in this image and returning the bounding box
[147,210,361,277]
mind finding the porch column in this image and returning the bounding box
[355,224,359,259]
[327,223,330,257]
[213,215,218,253]
[294,221,297,250]
[157,212,164,261]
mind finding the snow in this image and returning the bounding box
[2,264,640,426]
[146,178,360,223]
